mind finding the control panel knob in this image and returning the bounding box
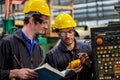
[96,38,103,45]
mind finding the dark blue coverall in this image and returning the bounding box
[45,40,93,80]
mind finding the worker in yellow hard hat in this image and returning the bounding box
[45,12,93,80]
[0,0,50,80]
[23,0,50,34]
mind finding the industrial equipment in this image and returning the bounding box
[91,26,120,80]
[3,0,27,34]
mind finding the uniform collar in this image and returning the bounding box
[58,39,79,52]
[13,29,38,45]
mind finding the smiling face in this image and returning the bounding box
[34,15,49,35]
[58,27,75,46]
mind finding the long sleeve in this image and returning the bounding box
[0,39,11,80]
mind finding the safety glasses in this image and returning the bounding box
[36,18,48,25]
[58,30,74,37]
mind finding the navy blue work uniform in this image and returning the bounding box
[45,40,93,80]
[0,29,43,80]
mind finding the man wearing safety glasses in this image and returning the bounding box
[0,0,50,80]
[45,12,93,80]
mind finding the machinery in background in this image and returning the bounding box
[91,26,120,80]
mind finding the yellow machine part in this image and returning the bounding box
[11,78,16,80]
[70,59,81,69]
[15,20,24,26]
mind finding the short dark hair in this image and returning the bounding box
[74,30,80,37]
[24,12,42,24]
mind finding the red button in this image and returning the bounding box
[96,38,103,45]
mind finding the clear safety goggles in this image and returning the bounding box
[58,29,74,37]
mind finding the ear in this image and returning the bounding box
[29,17,34,24]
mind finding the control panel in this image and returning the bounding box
[91,26,120,80]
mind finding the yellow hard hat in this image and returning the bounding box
[53,12,76,30]
[23,0,50,16]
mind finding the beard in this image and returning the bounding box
[62,38,74,46]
